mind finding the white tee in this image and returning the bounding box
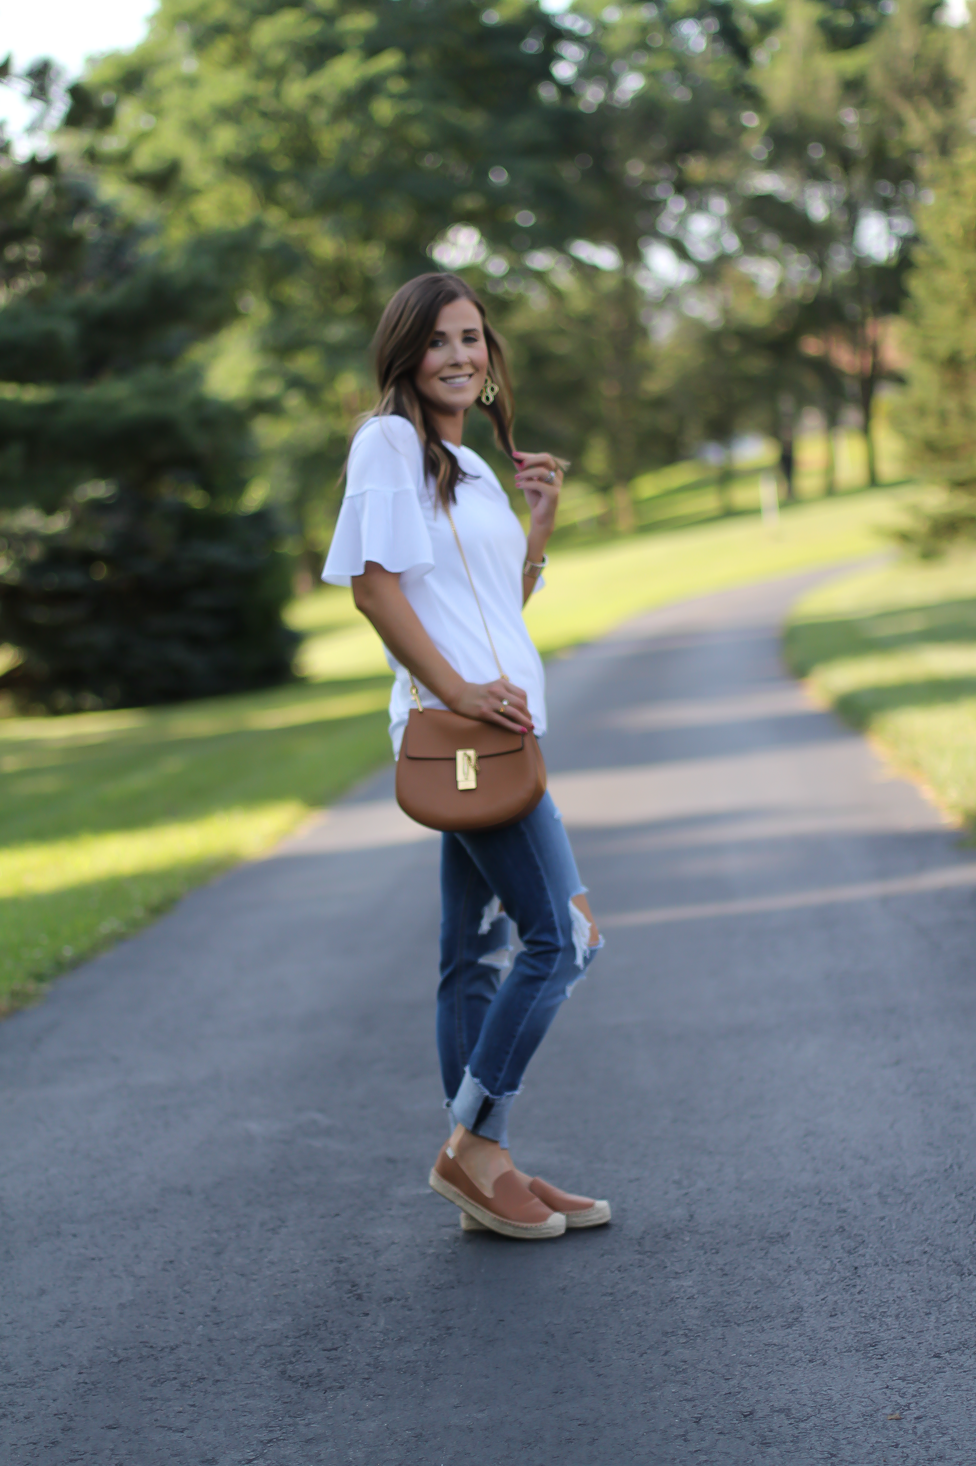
[322,414,547,757]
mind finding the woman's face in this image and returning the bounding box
[413,298,490,417]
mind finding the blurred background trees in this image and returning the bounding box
[2,0,975,710]
[900,143,976,552]
[0,118,297,711]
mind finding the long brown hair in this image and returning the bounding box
[362,272,516,508]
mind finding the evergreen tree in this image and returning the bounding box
[899,144,976,549]
[0,135,297,710]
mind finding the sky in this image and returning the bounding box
[0,0,158,136]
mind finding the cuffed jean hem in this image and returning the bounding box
[450,1067,518,1148]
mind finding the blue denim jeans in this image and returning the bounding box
[437,791,601,1148]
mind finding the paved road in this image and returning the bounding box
[4,570,976,1466]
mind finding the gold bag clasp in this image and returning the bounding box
[456,749,478,790]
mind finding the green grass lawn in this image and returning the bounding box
[786,549,976,829]
[1,479,919,1013]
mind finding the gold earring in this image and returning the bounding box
[479,375,499,406]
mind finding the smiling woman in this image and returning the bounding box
[322,271,607,1242]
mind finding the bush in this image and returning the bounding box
[0,490,299,713]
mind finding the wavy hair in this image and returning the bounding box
[360,272,516,509]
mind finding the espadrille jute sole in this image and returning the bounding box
[461,1199,611,1231]
[429,1168,566,1240]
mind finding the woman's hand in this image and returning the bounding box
[447,676,534,734]
[513,451,563,537]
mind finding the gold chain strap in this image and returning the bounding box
[409,501,507,712]
[445,503,507,680]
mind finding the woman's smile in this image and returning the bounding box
[413,297,490,425]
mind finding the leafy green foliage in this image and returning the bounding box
[0,492,298,712]
[0,147,257,512]
[899,144,976,550]
[5,0,976,574]
[0,127,298,709]
[720,0,964,485]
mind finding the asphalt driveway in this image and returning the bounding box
[3,569,975,1465]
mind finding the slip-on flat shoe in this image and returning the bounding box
[429,1143,566,1240]
[461,1174,610,1231]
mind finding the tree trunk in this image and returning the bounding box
[717,448,733,516]
[777,393,795,502]
[613,482,636,533]
[293,544,323,597]
[823,408,837,496]
[606,279,640,537]
[779,436,795,502]
[857,317,880,487]
[861,377,878,487]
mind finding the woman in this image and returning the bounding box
[323,272,608,1241]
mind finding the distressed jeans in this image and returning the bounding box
[438,791,601,1148]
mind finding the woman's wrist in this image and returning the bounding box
[525,528,551,565]
[439,673,469,712]
[405,662,466,712]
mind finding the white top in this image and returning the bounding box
[322,414,547,757]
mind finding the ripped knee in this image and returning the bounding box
[569,893,602,972]
[570,892,601,950]
[478,894,505,935]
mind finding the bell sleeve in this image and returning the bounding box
[322,418,435,586]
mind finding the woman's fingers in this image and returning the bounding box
[483,701,534,733]
[488,709,534,733]
[485,679,533,731]
[513,451,562,483]
[515,451,563,519]
[516,468,560,486]
[452,679,534,732]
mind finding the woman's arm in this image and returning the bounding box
[352,562,534,735]
[513,451,564,606]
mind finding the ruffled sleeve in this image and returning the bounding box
[322,417,434,586]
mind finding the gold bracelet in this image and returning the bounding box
[523,553,548,578]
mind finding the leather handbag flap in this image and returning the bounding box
[401,711,524,762]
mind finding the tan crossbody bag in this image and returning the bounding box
[394,505,547,833]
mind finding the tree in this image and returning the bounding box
[71,0,779,541]
[0,133,297,710]
[67,0,609,564]
[39,0,968,556]
[496,260,687,526]
[899,144,976,549]
[738,0,964,486]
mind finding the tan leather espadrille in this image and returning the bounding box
[429,1143,566,1240]
[460,1174,610,1231]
